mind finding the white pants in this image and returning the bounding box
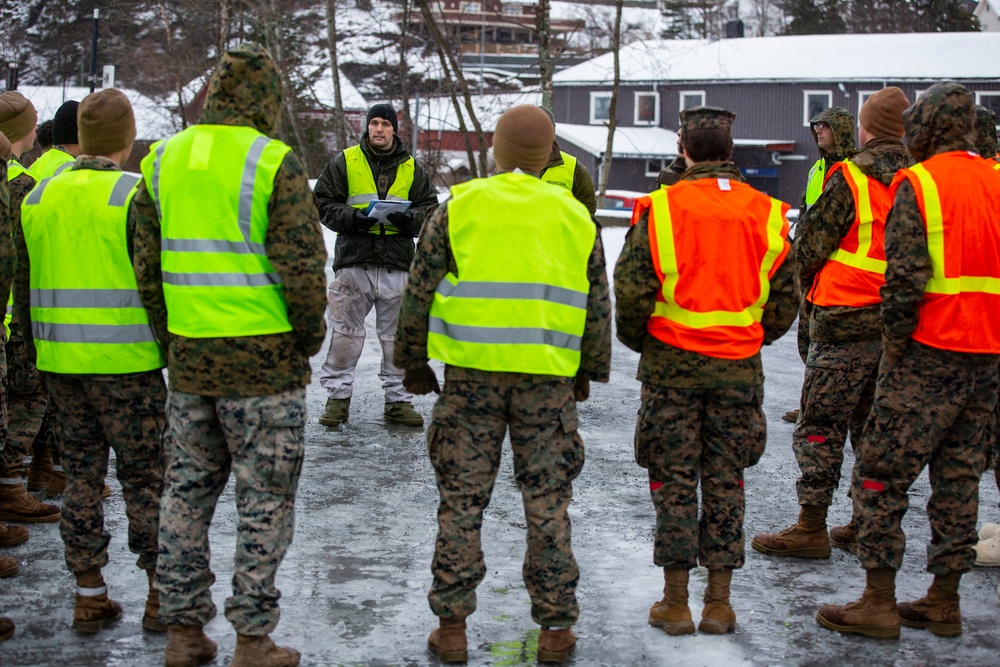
[320,266,412,404]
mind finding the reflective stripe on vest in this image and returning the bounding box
[427,172,594,376]
[343,144,414,235]
[21,169,164,374]
[27,149,74,180]
[808,160,889,308]
[803,158,826,211]
[141,125,293,339]
[542,152,576,191]
[647,178,790,360]
[895,152,1000,353]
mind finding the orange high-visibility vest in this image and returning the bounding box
[646,177,790,360]
[890,150,1000,353]
[808,160,890,307]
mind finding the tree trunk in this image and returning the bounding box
[397,0,415,151]
[536,0,554,111]
[598,0,623,208]
[325,0,348,151]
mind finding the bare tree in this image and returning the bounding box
[597,0,623,208]
[743,0,783,36]
[324,0,348,151]
[536,0,554,112]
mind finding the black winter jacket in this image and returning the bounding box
[314,133,439,272]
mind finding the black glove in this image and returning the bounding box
[403,363,440,395]
[386,210,414,232]
[352,209,378,232]
[573,374,590,402]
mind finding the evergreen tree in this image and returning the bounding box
[661,0,732,40]
[779,0,847,35]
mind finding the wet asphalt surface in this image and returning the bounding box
[1,226,998,666]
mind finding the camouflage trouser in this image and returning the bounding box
[991,399,1000,498]
[4,336,47,478]
[44,371,166,573]
[852,343,999,574]
[157,388,306,635]
[793,339,880,507]
[427,370,584,627]
[635,384,765,571]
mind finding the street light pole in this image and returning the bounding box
[89,8,100,92]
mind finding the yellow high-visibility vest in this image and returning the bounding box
[343,144,414,235]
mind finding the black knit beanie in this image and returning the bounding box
[366,103,398,134]
[53,100,79,145]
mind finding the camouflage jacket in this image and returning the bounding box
[131,42,328,398]
[6,170,35,352]
[393,182,612,383]
[542,142,597,216]
[0,159,11,341]
[795,138,911,344]
[798,106,857,214]
[614,162,798,388]
[656,156,687,188]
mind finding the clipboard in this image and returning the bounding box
[364,200,411,224]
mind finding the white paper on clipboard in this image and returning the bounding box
[364,200,411,224]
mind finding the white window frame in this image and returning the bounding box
[803,90,833,127]
[977,91,1000,128]
[679,90,705,113]
[646,158,667,178]
[857,90,878,125]
[460,1,480,12]
[589,91,612,125]
[634,91,660,126]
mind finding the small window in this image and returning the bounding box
[590,92,612,125]
[461,1,480,12]
[857,90,878,123]
[977,92,1000,126]
[502,4,521,14]
[634,92,659,126]
[646,158,667,177]
[679,91,705,112]
[803,90,832,126]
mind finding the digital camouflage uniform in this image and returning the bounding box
[794,107,857,361]
[0,159,12,475]
[655,155,687,188]
[852,83,1000,576]
[791,137,911,510]
[394,193,612,627]
[614,162,798,570]
[131,43,328,635]
[11,156,167,575]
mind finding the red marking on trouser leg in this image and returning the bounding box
[862,479,885,492]
[650,481,663,492]
[807,435,826,443]
[737,479,745,489]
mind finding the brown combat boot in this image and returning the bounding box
[537,627,576,663]
[751,505,831,559]
[142,568,166,632]
[428,617,468,663]
[0,481,60,523]
[816,568,899,638]
[26,448,53,492]
[72,567,123,634]
[829,518,858,554]
[0,555,18,578]
[897,572,963,637]
[0,616,13,641]
[648,569,694,635]
[231,634,301,667]
[164,624,218,667]
[699,569,737,634]
[0,522,29,547]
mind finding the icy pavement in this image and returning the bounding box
[1,226,998,666]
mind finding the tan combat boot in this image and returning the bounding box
[231,634,300,667]
[72,567,123,634]
[0,522,29,548]
[829,517,859,554]
[897,572,962,637]
[0,555,18,578]
[816,568,899,638]
[751,505,831,559]
[537,627,576,663]
[384,401,424,427]
[142,568,166,632]
[428,617,468,663]
[318,398,350,427]
[164,624,217,667]
[648,569,695,635]
[699,569,737,634]
[0,481,60,523]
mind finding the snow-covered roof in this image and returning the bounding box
[414,91,543,132]
[556,123,679,159]
[305,67,368,111]
[17,85,179,141]
[554,32,1000,85]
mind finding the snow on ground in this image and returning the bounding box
[2,227,999,666]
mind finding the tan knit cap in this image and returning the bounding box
[859,87,909,139]
[0,131,10,161]
[78,89,136,156]
[0,91,38,144]
[492,105,554,175]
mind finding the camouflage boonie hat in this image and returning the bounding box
[974,104,998,158]
[809,106,851,126]
[679,106,735,134]
[903,81,974,146]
